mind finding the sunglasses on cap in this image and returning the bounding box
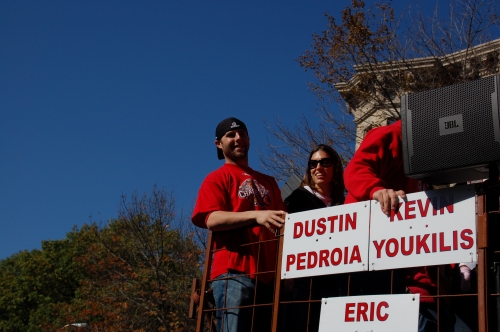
[308,158,334,169]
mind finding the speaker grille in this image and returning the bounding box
[406,75,500,175]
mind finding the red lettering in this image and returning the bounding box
[331,248,342,266]
[328,215,338,233]
[286,255,295,271]
[346,213,357,230]
[453,230,458,250]
[460,229,474,249]
[307,251,318,269]
[418,198,432,217]
[377,301,389,321]
[440,232,451,251]
[305,220,315,237]
[297,253,306,270]
[416,234,430,254]
[345,303,355,322]
[350,245,362,264]
[317,218,326,235]
[319,250,329,267]
[386,238,399,257]
[405,200,416,219]
[401,236,414,255]
[293,222,303,239]
[373,240,386,258]
[325,214,356,233]
[357,302,369,321]
[440,195,454,214]
[345,301,389,322]
[286,246,366,272]
[432,233,437,252]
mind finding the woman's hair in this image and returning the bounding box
[301,144,345,205]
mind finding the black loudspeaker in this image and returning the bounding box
[402,74,500,185]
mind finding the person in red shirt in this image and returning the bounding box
[344,120,424,211]
[344,120,472,332]
[192,117,286,332]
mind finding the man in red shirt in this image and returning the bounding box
[344,120,471,332]
[192,117,286,332]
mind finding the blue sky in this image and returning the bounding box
[0,1,423,259]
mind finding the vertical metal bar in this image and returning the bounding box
[478,249,488,332]
[271,227,285,332]
[250,232,262,332]
[477,192,489,249]
[196,231,214,332]
[189,278,200,319]
[476,194,488,332]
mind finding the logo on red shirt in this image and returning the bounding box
[238,179,271,207]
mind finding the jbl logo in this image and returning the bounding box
[439,115,464,135]
[444,120,459,129]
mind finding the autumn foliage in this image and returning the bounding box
[0,188,202,331]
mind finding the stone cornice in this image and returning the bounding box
[336,38,500,95]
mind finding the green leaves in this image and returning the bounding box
[0,231,88,331]
[0,188,203,331]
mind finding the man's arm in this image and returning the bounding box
[206,210,286,232]
[344,127,392,202]
[344,121,407,215]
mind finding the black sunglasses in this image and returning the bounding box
[308,158,334,169]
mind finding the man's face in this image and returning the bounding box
[216,129,250,163]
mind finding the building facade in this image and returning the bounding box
[335,38,500,148]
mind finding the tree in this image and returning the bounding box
[261,0,500,181]
[0,228,91,332]
[57,187,203,332]
[0,187,203,332]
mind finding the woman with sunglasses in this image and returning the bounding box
[285,144,345,212]
[282,144,346,332]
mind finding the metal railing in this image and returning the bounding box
[191,183,500,331]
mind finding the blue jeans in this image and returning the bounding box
[212,272,255,332]
[418,303,473,332]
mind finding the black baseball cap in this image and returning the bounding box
[215,117,248,160]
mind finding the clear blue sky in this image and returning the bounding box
[1,1,420,259]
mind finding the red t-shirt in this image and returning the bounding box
[344,120,423,203]
[344,120,436,303]
[192,163,285,284]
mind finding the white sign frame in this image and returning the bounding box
[368,185,477,271]
[318,294,420,332]
[281,201,371,279]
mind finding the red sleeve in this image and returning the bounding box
[191,171,228,228]
[344,121,402,202]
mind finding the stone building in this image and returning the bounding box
[335,38,500,149]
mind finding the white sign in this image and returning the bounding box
[318,294,420,332]
[281,201,370,279]
[368,185,476,271]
